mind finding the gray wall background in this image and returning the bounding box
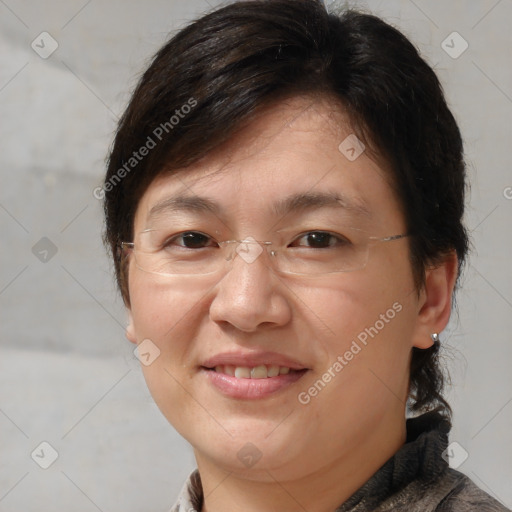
[0,0,511,510]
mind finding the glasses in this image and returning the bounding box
[121,227,409,277]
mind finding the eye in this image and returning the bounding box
[290,231,350,249]
[164,231,216,249]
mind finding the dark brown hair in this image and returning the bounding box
[103,0,469,416]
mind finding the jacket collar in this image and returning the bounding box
[169,411,452,512]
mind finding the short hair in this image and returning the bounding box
[103,0,469,416]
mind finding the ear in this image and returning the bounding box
[411,251,458,349]
[126,309,137,344]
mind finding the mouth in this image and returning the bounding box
[200,351,310,399]
[203,364,302,379]
[200,358,309,399]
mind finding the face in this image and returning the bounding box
[126,96,429,482]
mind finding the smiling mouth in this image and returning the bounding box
[203,364,306,379]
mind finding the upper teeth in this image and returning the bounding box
[214,365,291,379]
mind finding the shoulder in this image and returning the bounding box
[169,470,203,512]
[433,469,510,512]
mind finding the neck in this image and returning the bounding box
[195,417,406,512]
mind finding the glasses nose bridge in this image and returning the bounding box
[220,238,274,266]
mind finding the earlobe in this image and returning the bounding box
[126,310,137,344]
[411,251,458,349]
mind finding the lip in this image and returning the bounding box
[200,350,310,400]
[201,351,308,370]
[201,367,309,399]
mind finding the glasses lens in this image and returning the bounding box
[276,239,368,275]
[130,227,379,276]
[132,229,225,275]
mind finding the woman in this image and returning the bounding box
[102,0,509,510]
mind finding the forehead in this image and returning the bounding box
[134,96,402,230]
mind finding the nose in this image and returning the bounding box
[209,243,292,332]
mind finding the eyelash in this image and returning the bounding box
[163,230,350,249]
[165,231,216,249]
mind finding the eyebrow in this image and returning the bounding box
[148,195,221,219]
[272,191,371,219]
[147,190,371,221]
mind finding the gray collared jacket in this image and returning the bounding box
[169,412,510,511]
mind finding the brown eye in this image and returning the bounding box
[166,232,214,249]
[292,231,349,249]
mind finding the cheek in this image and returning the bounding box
[294,269,417,401]
[128,269,206,341]
[127,271,210,395]
[127,272,211,436]
[292,262,414,346]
